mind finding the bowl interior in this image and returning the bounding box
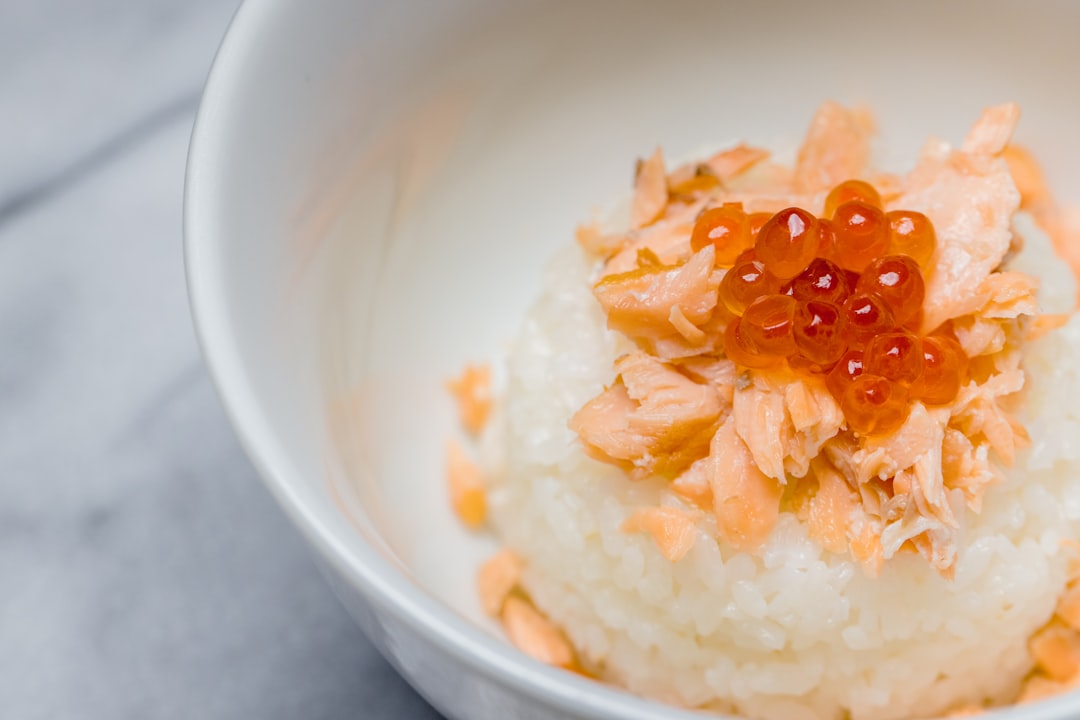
[189,0,1080,705]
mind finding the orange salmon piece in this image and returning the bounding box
[501,596,575,668]
[446,363,493,435]
[621,506,698,562]
[446,440,487,529]
[477,549,523,617]
[630,147,668,228]
[708,420,783,551]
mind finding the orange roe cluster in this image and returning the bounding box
[697,179,968,436]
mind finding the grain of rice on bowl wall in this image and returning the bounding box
[442,102,1080,720]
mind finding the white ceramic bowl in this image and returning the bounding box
[185,1,1080,718]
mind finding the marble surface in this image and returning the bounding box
[2,2,443,718]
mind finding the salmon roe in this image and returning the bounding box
[747,212,773,238]
[824,179,882,218]
[741,294,797,356]
[793,300,846,366]
[719,249,778,315]
[691,203,750,265]
[910,335,967,405]
[788,258,851,306]
[826,349,865,400]
[886,210,936,267]
[842,374,909,436]
[832,201,890,273]
[856,256,925,325]
[724,318,780,369]
[716,179,968,436]
[754,207,820,279]
[842,293,895,344]
[865,332,922,385]
[814,218,838,262]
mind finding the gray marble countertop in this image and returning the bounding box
[3,2,443,718]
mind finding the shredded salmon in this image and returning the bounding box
[1019,675,1075,705]
[807,461,860,556]
[1028,313,1071,341]
[977,271,1039,320]
[1004,144,1054,212]
[603,214,703,276]
[575,223,626,256]
[704,143,771,182]
[668,303,708,345]
[446,440,487,529]
[670,457,714,509]
[732,372,844,482]
[667,162,720,199]
[447,363,493,435]
[501,596,576,668]
[1057,583,1080,631]
[898,111,1022,333]
[951,368,1028,467]
[1017,567,1080,705]
[953,316,1007,358]
[848,523,885,577]
[663,146,771,204]
[793,101,874,194]
[1029,622,1080,681]
[708,419,783,551]
[621,506,699,562]
[569,351,723,480]
[851,403,941,484]
[477,549,523,618]
[1002,144,1080,301]
[630,147,668,228]
[674,355,739,390]
[961,102,1020,156]
[940,427,996,512]
[593,246,722,342]
[566,102,1065,578]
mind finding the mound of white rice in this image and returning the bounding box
[484,223,1080,720]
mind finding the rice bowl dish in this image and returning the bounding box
[443,103,1080,719]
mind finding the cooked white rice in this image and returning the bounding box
[484,219,1080,720]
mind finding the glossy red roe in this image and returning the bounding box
[886,209,937,268]
[747,211,773,239]
[793,300,846,366]
[724,318,779,369]
[719,249,778,315]
[690,204,751,265]
[825,179,883,218]
[789,258,851,305]
[815,217,838,260]
[832,201,890,272]
[841,374,910,435]
[703,183,967,440]
[856,255,925,325]
[741,294,797,355]
[841,293,896,344]
[910,335,966,405]
[826,349,865,400]
[754,207,819,279]
[865,332,923,385]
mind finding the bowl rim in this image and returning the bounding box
[182,3,1080,720]
[182,2,708,719]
